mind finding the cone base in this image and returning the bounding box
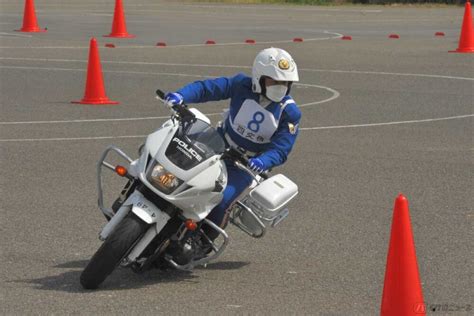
[15,28,47,33]
[72,99,119,105]
[103,34,135,38]
[449,48,474,53]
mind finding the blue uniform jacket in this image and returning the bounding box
[176,73,301,170]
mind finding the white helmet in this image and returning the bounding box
[252,47,299,94]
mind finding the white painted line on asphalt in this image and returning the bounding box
[158,31,343,48]
[0,82,338,125]
[1,58,472,81]
[299,114,474,130]
[0,66,84,71]
[0,85,336,125]
[0,57,246,67]
[1,115,472,143]
[0,65,206,78]
[351,18,456,23]
[0,3,382,13]
[88,13,113,16]
[297,84,340,108]
[205,5,376,12]
[162,4,383,13]
[0,135,146,143]
[0,115,188,125]
[0,31,343,49]
[0,46,90,49]
[299,68,474,81]
[0,32,33,38]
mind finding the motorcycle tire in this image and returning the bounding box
[80,213,148,289]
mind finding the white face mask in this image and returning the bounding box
[265,84,287,102]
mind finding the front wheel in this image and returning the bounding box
[80,213,148,289]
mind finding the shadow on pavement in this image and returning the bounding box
[11,259,249,293]
[196,261,250,270]
[10,259,197,293]
[53,259,89,269]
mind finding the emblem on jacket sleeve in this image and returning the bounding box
[278,58,290,70]
[288,123,298,134]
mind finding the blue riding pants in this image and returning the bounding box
[206,159,254,231]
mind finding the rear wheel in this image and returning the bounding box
[80,213,148,289]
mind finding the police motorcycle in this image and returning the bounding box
[80,90,299,290]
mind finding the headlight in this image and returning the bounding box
[147,163,183,194]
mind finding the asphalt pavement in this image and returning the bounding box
[1,0,473,315]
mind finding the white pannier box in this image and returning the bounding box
[230,174,298,238]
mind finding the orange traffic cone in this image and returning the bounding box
[104,0,135,38]
[381,194,425,316]
[72,38,119,105]
[16,0,46,33]
[450,0,474,53]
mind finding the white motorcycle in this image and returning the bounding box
[80,90,299,289]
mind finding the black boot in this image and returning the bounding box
[166,236,196,266]
[192,236,214,261]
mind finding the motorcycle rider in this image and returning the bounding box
[164,47,301,259]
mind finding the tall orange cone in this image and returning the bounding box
[450,0,474,53]
[381,194,425,316]
[72,38,119,105]
[104,0,135,38]
[16,0,46,33]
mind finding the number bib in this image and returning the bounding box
[229,99,279,144]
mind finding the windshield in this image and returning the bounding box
[164,119,226,170]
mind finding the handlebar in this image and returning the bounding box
[222,148,269,180]
[156,89,196,124]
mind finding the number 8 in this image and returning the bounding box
[247,112,265,132]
